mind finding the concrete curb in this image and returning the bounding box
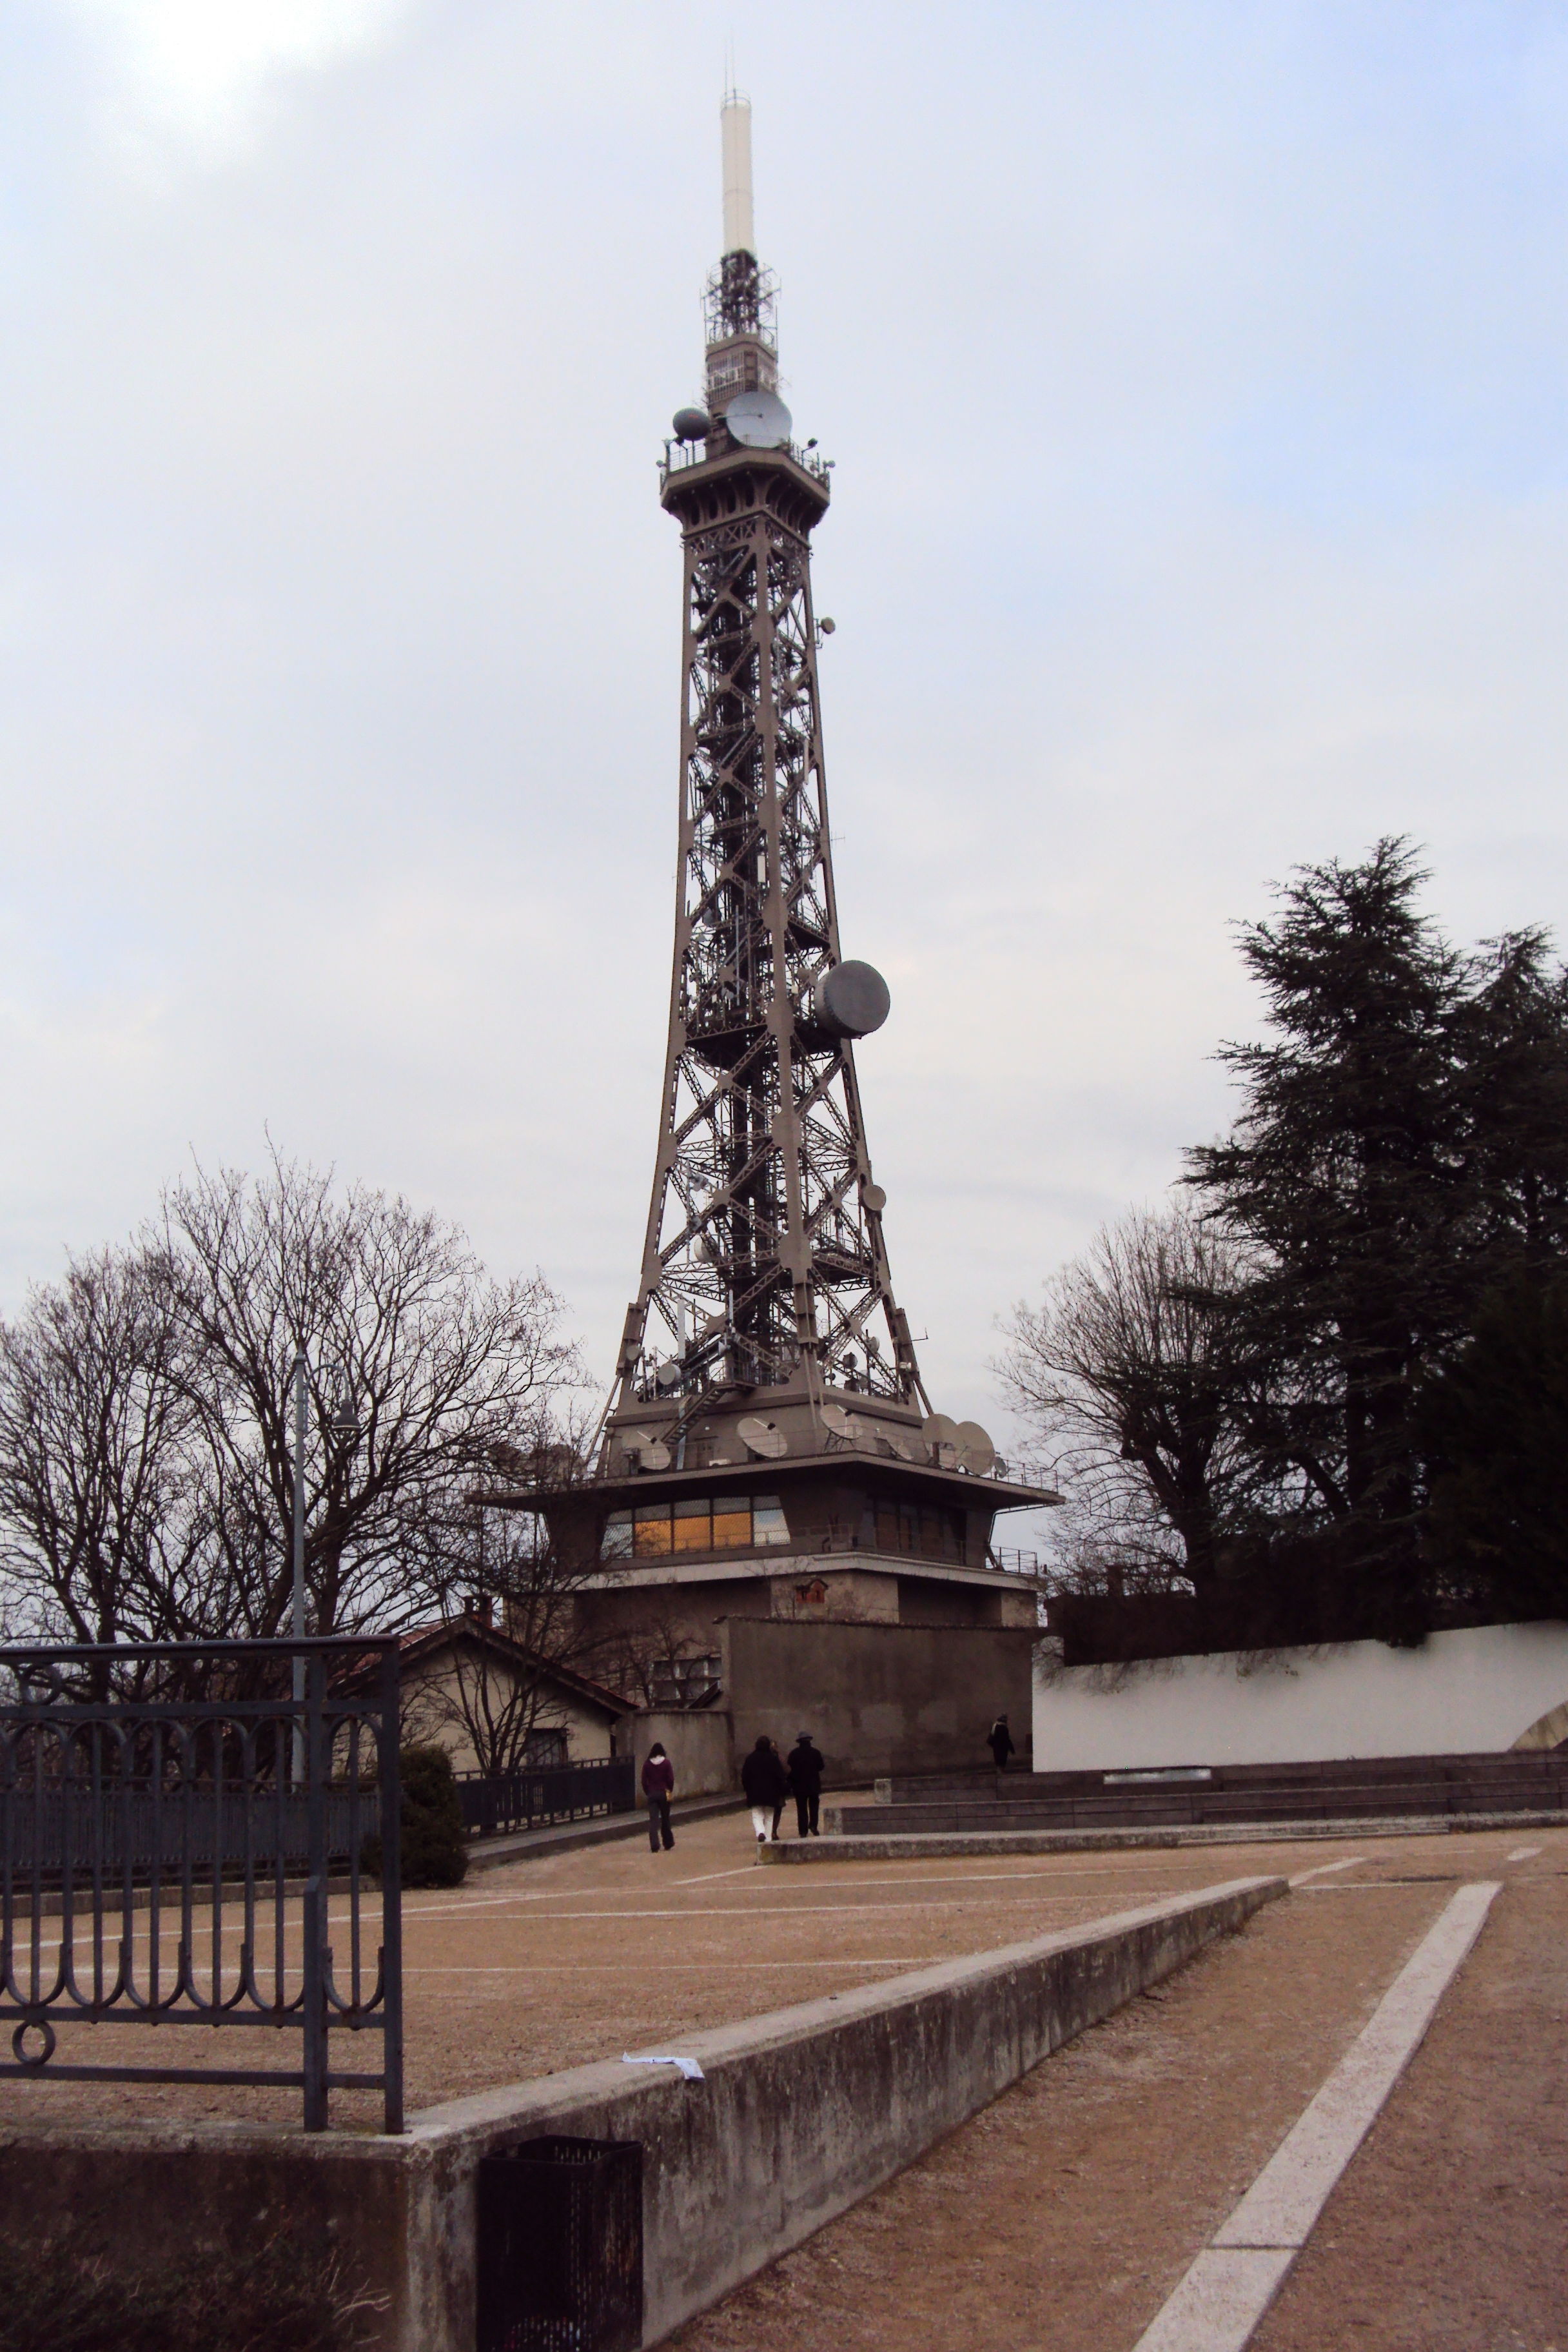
[0,1874,1286,2350]
[763,1808,1568,1862]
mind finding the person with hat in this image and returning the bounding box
[787,1732,825,1837]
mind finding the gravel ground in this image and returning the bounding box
[1252,1860,1567,2352]
[5,1818,1560,2352]
[665,1828,1567,2352]
[0,1814,1326,2128]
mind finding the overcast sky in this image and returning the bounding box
[3,2,1566,1483]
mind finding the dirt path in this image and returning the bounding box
[1251,1863,1568,2352]
[0,1819,1379,2127]
[666,1837,1566,2352]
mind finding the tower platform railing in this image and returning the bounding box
[659,436,831,488]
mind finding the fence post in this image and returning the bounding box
[301,1649,329,2132]
[378,1641,404,2134]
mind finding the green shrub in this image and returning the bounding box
[362,1741,468,1888]
[0,2228,386,2352]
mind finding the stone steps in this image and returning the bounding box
[846,1751,1568,1837]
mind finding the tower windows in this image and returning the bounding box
[601,1493,791,1562]
[859,1500,966,1563]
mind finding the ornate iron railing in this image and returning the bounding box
[0,1637,402,2133]
[456,1756,636,1840]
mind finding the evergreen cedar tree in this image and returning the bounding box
[363,1743,469,1889]
[1182,838,1568,1645]
[1421,1279,1568,1623]
[1013,838,1568,1663]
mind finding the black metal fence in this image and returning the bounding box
[457,1756,636,1841]
[0,1637,402,2133]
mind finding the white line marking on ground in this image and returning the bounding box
[1507,1845,1542,1861]
[26,1890,1133,1958]
[1288,1857,1365,1887]
[403,1899,1126,1923]
[1132,1879,1500,2352]
[1136,2251,1297,2352]
[403,1959,938,1974]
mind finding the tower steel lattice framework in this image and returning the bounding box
[612,120,925,1427]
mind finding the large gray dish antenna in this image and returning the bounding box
[954,1420,995,1477]
[812,961,891,1040]
[725,388,792,449]
[738,1415,788,1460]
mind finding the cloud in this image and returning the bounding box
[62,0,415,148]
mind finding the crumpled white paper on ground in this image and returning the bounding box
[620,2051,705,2081]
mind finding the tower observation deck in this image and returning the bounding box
[493,97,1056,1611]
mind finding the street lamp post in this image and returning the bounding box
[289,1353,362,1785]
[291,1349,308,1783]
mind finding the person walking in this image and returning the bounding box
[740,1734,789,1847]
[988,1714,1016,1772]
[642,1741,676,1852]
[787,1733,825,1838]
[767,1738,789,1841]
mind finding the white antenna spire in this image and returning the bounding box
[721,90,754,258]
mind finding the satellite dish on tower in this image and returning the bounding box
[738,1415,788,1460]
[812,961,891,1040]
[923,1413,959,1449]
[672,406,711,441]
[821,1401,854,1438]
[725,388,792,449]
[954,1420,995,1476]
[622,1428,673,1471]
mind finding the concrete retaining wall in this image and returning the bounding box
[622,1708,736,1798]
[0,1875,1281,2349]
[725,1614,1034,1780]
[1034,1620,1568,1771]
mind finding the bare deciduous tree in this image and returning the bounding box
[0,1155,586,1653]
[998,1204,1260,1595]
[0,1250,210,1645]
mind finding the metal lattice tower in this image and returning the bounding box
[611,95,925,1426]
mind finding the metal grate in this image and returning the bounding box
[476,2135,643,2352]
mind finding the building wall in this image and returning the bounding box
[400,1651,619,1774]
[1032,1620,1568,1770]
[620,1708,736,1798]
[575,1578,765,1660]
[896,1577,1040,1629]
[770,1569,897,1623]
[722,1616,1035,1781]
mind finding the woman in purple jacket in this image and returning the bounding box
[642,1742,676,1852]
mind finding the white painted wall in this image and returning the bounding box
[1032,1621,1568,1770]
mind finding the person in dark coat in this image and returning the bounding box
[787,1734,825,1838]
[740,1734,789,1845]
[767,1738,789,1839]
[988,1714,1016,1771]
[642,1741,676,1852]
